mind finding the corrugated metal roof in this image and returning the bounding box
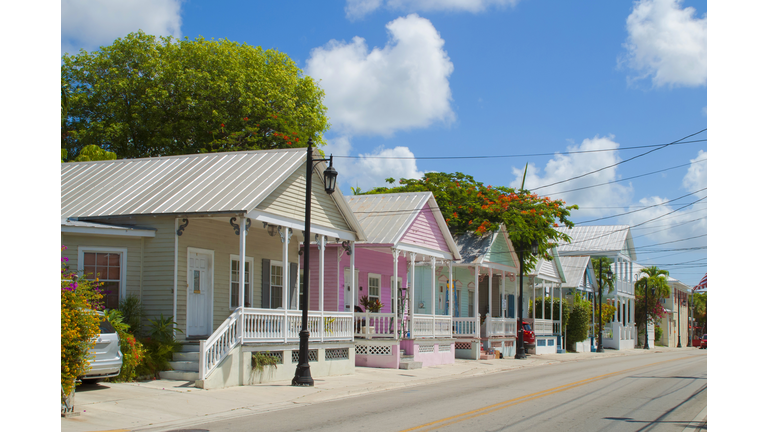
[559,256,591,288]
[555,225,636,260]
[345,192,431,245]
[61,148,308,218]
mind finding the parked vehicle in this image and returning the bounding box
[521,321,535,346]
[81,312,123,383]
[699,334,707,349]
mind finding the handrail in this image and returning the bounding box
[200,308,241,380]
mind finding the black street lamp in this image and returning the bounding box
[515,240,538,360]
[677,289,683,348]
[596,260,613,353]
[635,274,650,350]
[292,140,338,387]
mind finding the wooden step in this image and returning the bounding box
[168,360,198,372]
[158,370,199,381]
[399,360,422,370]
[173,351,199,362]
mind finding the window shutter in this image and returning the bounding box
[289,262,298,309]
[262,259,271,308]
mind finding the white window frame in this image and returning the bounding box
[229,254,254,310]
[269,260,284,309]
[468,289,475,318]
[78,246,128,308]
[368,273,382,302]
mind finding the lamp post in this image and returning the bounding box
[635,274,650,350]
[676,289,682,348]
[596,260,613,353]
[292,140,338,387]
[515,240,538,360]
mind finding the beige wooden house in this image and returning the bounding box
[61,148,366,388]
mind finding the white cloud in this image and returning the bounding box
[621,0,707,87]
[345,0,520,20]
[324,136,423,191]
[62,0,182,55]
[682,150,707,199]
[306,14,455,136]
[619,151,707,250]
[510,135,633,217]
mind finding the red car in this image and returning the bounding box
[520,322,535,346]
[699,334,707,349]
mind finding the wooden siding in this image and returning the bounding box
[337,248,408,314]
[400,207,451,254]
[302,244,342,312]
[176,218,292,336]
[486,234,516,268]
[256,165,352,233]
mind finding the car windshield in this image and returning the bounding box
[99,318,116,334]
[523,323,531,331]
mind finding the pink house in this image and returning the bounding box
[302,192,461,369]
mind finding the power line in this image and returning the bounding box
[333,138,706,160]
[575,188,706,224]
[530,129,707,192]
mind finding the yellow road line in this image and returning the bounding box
[401,355,694,432]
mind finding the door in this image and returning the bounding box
[343,268,359,311]
[188,250,213,336]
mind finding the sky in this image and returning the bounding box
[58,0,709,287]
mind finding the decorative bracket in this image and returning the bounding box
[230,217,251,235]
[278,226,293,243]
[341,241,352,256]
[176,218,189,236]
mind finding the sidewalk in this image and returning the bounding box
[61,346,693,432]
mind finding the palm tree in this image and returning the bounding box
[634,266,671,336]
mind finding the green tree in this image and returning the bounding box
[633,266,671,328]
[61,31,329,160]
[365,172,577,274]
[690,291,706,331]
[72,145,118,162]
[567,293,592,345]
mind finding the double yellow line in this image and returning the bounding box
[401,356,690,432]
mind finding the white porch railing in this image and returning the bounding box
[534,319,562,335]
[200,308,354,380]
[354,312,397,339]
[484,318,517,337]
[413,314,452,338]
[453,317,479,337]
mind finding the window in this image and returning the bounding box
[79,248,126,310]
[270,264,283,309]
[368,273,381,302]
[229,255,254,309]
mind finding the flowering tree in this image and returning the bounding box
[61,246,103,397]
[366,172,577,274]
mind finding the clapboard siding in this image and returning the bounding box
[176,218,292,337]
[400,207,451,254]
[336,248,408,314]
[304,245,342,312]
[486,234,516,268]
[60,233,143,298]
[256,165,352,233]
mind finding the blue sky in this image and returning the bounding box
[59,0,708,287]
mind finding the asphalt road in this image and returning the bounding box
[176,350,707,432]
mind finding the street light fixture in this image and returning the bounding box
[677,288,683,348]
[596,260,613,353]
[292,140,338,387]
[515,240,538,360]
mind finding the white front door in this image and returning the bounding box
[344,268,359,311]
[188,250,213,336]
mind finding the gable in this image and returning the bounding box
[484,233,517,268]
[256,165,353,233]
[399,206,452,254]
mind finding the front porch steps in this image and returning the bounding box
[158,342,199,382]
[399,349,422,370]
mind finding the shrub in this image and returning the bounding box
[567,293,591,344]
[118,294,144,335]
[528,296,570,325]
[135,314,184,378]
[61,246,103,396]
[655,325,663,342]
[104,309,145,382]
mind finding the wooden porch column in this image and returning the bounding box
[239,217,248,343]
[431,256,436,337]
[501,270,506,318]
[280,227,293,343]
[409,252,416,338]
[392,248,399,338]
[474,264,480,338]
[550,282,554,322]
[488,268,493,320]
[349,242,355,312]
[448,261,454,322]
[318,235,326,342]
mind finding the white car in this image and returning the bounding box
[81,312,123,383]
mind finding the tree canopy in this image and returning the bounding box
[633,266,671,324]
[61,31,329,160]
[365,172,577,274]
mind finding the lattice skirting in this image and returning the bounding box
[325,348,350,360]
[418,344,434,353]
[438,343,452,352]
[455,342,472,350]
[291,349,318,363]
[254,351,284,363]
[355,344,393,356]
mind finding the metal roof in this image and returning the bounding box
[345,192,460,258]
[453,231,493,265]
[61,219,156,237]
[555,225,636,261]
[559,256,592,288]
[62,148,310,219]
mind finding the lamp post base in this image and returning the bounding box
[291,330,314,387]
